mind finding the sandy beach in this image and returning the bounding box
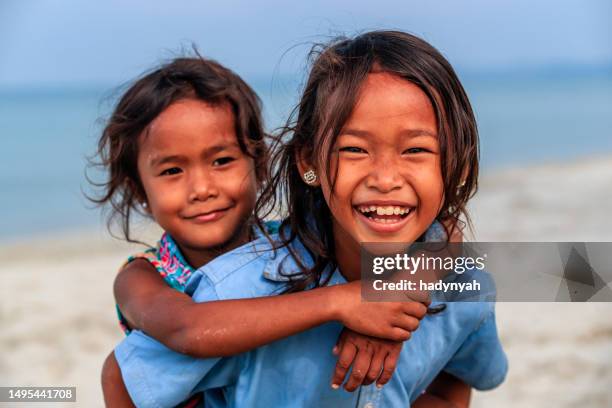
[1,156,611,407]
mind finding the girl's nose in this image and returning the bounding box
[188,171,218,202]
[365,159,404,192]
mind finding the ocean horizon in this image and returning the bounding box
[2,71,611,241]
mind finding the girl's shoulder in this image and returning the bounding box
[117,233,195,335]
[188,233,283,285]
[123,233,194,292]
[184,232,313,300]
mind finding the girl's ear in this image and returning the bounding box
[140,200,150,213]
[295,149,320,187]
[136,196,151,214]
[129,179,151,214]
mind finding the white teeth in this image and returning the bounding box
[372,217,395,224]
[358,205,411,216]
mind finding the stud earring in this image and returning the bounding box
[303,169,317,185]
[142,202,148,209]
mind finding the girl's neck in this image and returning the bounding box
[175,221,254,269]
[332,223,428,282]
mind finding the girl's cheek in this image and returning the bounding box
[236,161,258,196]
[437,189,446,214]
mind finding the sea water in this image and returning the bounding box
[1,73,611,240]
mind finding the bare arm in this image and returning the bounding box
[101,352,135,408]
[115,259,424,357]
[412,372,471,408]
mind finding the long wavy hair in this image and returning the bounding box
[257,30,479,293]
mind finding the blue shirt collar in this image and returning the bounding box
[261,220,446,283]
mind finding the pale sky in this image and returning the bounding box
[0,0,610,87]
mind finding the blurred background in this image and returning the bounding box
[1,0,611,406]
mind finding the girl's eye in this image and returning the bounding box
[213,157,235,166]
[159,167,182,176]
[404,147,428,154]
[339,146,367,154]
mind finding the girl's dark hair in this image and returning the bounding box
[257,30,479,292]
[89,56,268,243]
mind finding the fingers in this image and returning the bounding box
[378,303,425,341]
[393,315,421,333]
[389,327,411,342]
[331,340,357,389]
[331,328,405,392]
[363,350,386,386]
[344,346,373,392]
[376,348,400,387]
[401,301,428,319]
[404,289,431,307]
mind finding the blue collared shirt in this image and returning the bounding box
[115,232,507,407]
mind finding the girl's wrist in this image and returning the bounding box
[326,283,353,324]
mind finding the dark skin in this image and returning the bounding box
[102,226,468,406]
[114,260,425,357]
[102,352,134,408]
[327,225,471,399]
[101,259,428,404]
[103,98,430,404]
[102,98,430,404]
[413,372,472,407]
[103,97,430,402]
[102,351,470,408]
[297,72,472,402]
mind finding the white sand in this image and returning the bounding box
[1,156,611,407]
[469,156,612,407]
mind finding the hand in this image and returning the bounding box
[330,328,403,391]
[334,281,428,341]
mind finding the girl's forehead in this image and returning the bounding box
[139,100,238,153]
[343,73,436,131]
[357,73,430,107]
[148,99,233,133]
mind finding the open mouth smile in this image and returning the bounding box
[354,204,415,233]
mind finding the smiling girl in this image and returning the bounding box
[96,56,429,406]
[111,31,506,407]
